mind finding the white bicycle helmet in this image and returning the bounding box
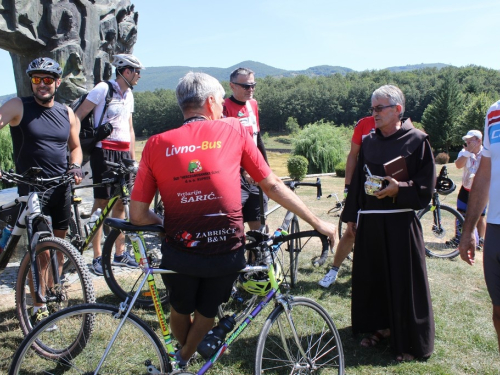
[111,54,145,70]
[26,57,62,77]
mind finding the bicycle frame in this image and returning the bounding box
[69,173,131,253]
[101,221,323,374]
[0,192,55,303]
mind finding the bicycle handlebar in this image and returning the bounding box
[284,177,322,199]
[0,168,75,189]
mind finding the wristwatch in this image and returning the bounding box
[68,163,81,170]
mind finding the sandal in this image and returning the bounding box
[396,353,415,362]
[360,329,390,347]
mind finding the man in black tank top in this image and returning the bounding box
[0,57,83,323]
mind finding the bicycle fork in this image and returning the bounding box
[274,294,316,371]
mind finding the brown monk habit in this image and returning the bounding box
[343,119,436,358]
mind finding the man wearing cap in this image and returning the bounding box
[455,130,487,247]
[458,103,500,352]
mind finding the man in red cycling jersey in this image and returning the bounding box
[223,67,268,231]
[129,72,336,369]
[319,116,375,287]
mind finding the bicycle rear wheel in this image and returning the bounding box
[417,204,463,259]
[15,237,95,337]
[102,228,169,308]
[9,303,170,375]
[255,297,344,374]
[287,216,302,288]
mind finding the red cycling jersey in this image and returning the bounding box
[223,97,260,144]
[131,117,272,255]
[352,116,376,145]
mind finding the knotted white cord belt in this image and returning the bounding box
[356,208,414,226]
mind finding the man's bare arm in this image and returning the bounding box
[130,201,163,226]
[458,157,491,265]
[344,142,361,186]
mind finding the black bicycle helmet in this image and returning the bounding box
[436,176,456,195]
[26,57,62,77]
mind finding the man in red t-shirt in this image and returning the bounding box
[223,67,268,231]
[130,72,336,368]
[319,116,375,288]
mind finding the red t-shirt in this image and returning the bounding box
[352,116,376,145]
[223,97,260,144]
[131,117,272,255]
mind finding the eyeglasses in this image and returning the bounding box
[369,104,396,113]
[132,68,141,75]
[231,82,257,90]
[30,76,56,85]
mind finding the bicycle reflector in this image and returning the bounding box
[241,263,283,296]
[435,177,456,195]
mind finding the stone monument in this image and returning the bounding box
[0,0,139,103]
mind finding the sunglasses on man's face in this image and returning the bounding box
[31,76,56,85]
[231,82,257,90]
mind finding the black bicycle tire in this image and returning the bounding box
[102,228,169,308]
[66,215,79,249]
[254,297,345,374]
[417,204,463,259]
[288,217,301,288]
[15,237,95,338]
[9,303,170,375]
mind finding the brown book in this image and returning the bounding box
[383,156,409,181]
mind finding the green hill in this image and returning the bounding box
[0,61,450,97]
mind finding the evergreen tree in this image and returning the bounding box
[421,69,464,152]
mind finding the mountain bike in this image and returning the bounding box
[10,218,344,374]
[262,178,328,288]
[417,165,464,259]
[66,158,167,307]
[0,168,95,338]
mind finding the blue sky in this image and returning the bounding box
[1,0,499,96]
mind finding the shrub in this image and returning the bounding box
[261,131,270,142]
[292,120,350,174]
[285,116,300,135]
[435,152,450,164]
[287,155,308,181]
[335,161,346,177]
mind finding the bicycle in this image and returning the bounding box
[0,168,95,338]
[10,218,345,374]
[66,158,168,308]
[261,178,329,288]
[417,165,464,259]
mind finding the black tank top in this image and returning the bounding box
[10,97,70,195]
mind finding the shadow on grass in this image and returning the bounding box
[0,307,25,371]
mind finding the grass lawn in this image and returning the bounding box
[1,158,498,373]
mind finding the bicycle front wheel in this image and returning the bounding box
[287,216,302,288]
[255,297,344,374]
[102,228,169,308]
[9,303,170,375]
[417,204,463,259]
[15,237,95,337]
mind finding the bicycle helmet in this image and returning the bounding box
[26,57,62,77]
[436,176,456,195]
[240,263,284,296]
[111,54,145,70]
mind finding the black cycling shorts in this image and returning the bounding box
[90,148,132,199]
[241,175,268,223]
[38,184,71,231]
[162,272,238,318]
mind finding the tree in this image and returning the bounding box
[292,121,350,174]
[421,69,464,152]
[457,93,494,137]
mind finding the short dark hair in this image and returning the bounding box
[230,67,254,82]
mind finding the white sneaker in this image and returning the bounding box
[318,269,338,288]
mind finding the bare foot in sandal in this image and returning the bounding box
[360,329,390,347]
[396,353,415,362]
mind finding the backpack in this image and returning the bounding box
[70,81,114,161]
